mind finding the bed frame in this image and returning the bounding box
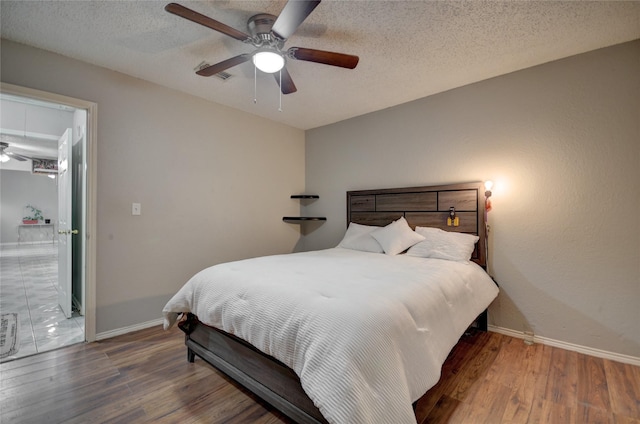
[178,182,488,424]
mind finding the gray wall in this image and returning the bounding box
[3,36,638,359]
[1,39,306,334]
[303,40,640,358]
[0,169,58,243]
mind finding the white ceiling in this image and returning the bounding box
[1,1,639,130]
[0,96,75,170]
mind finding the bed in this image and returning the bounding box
[163,182,498,424]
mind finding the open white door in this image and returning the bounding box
[57,128,73,318]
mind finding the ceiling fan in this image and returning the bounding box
[0,142,28,162]
[165,1,359,94]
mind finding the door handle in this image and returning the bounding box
[58,229,79,235]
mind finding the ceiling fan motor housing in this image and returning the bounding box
[248,14,280,45]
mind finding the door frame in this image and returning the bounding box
[1,82,97,342]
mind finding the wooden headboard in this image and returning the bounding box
[347,182,487,267]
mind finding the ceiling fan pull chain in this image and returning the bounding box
[278,70,283,112]
[254,64,258,104]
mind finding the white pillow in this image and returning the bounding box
[337,222,384,253]
[370,217,425,255]
[406,226,479,262]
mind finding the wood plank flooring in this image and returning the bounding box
[1,326,638,423]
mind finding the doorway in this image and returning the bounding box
[0,82,96,361]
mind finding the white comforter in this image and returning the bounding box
[163,248,498,424]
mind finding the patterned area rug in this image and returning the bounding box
[0,313,20,359]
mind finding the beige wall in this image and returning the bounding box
[1,39,306,333]
[303,40,640,358]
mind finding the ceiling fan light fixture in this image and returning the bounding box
[252,49,285,73]
[0,153,9,163]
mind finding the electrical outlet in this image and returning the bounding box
[523,331,534,345]
[132,203,141,216]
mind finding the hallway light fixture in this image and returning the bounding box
[1,142,11,163]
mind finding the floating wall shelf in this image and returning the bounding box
[284,194,326,223]
[283,217,327,222]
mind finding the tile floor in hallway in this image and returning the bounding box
[0,242,84,362]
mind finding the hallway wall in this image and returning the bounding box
[0,169,57,244]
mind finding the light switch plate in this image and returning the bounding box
[132,203,141,216]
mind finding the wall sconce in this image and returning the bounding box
[484,180,493,213]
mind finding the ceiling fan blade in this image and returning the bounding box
[275,67,297,94]
[165,3,252,42]
[288,47,359,69]
[272,0,321,40]
[6,151,28,161]
[0,143,28,161]
[196,54,251,76]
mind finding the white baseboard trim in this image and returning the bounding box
[489,325,640,367]
[95,318,164,341]
[95,321,640,366]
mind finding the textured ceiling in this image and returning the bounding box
[1,1,639,130]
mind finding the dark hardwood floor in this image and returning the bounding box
[1,325,638,423]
